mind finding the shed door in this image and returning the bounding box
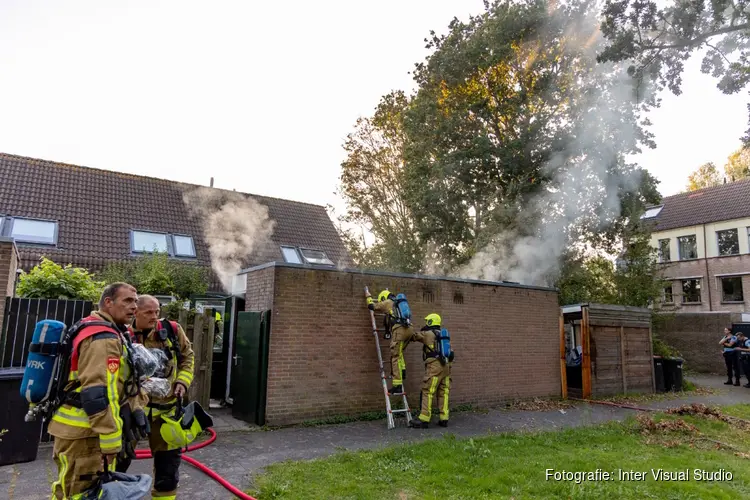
[231,310,271,426]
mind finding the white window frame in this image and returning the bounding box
[657,238,671,263]
[131,230,169,254]
[677,235,698,261]
[719,276,744,303]
[8,217,59,245]
[681,278,702,304]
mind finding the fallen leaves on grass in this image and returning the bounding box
[666,404,750,430]
[636,413,699,435]
[504,398,573,412]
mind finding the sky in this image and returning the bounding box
[1,0,747,219]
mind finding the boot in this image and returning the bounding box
[735,379,741,386]
[438,420,448,428]
[724,379,734,385]
[743,383,750,388]
[389,385,404,395]
[409,420,428,429]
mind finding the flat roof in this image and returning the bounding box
[237,261,558,293]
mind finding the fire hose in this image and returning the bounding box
[133,428,257,500]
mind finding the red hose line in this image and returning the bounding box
[133,428,257,500]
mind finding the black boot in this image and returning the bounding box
[735,379,741,386]
[438,420,448,428]
[725,379,734,385]
[389,385,404,395]
[743,382,750,388]
[409,420,428,429]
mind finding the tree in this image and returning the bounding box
[99,252,208,299]
[686,162,722,191]
[17,257,104,302]
[401,0,660,282]
[597,0,750,142]
[612,229,665,307]
[725,146,750,181]
[556,253,617,305]
[337,91,424,273]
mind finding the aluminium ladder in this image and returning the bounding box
[364,286,413,429]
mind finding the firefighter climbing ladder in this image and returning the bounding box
[365,287,413,429]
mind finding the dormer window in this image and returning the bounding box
[8,217,59,245]
[130,230,196,258]
[280,246,334,266]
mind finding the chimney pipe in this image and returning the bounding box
[210,177,214,188]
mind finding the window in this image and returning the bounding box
[721,277,744,302]
[10,218,58,245]
[173,235,196,257]
[663,284,674,304]
[641,205,664,219]
[299,248,334,266]
[131,230,168,253]
[677,235,698,260]
[281,246,302,264]
[681,279,702,303]
[658,239,671,263]
[717,229,740,256]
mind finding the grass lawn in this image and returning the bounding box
[249,404,750,499]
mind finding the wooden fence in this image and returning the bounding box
[174,309,216,410]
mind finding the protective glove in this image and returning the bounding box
[366,296,374,311]
[119,403,137,443]
[132,409,151,440]
[448,352,455,362]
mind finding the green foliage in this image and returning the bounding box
[725,146,750,182]
[557,254,618,305]
[99,252,208,300]
[686,162,722,192]
[598,0,750,143]
[17,258,104,302]
[337,91,425,273]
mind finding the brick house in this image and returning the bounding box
[645,179,750,312]
[0,152,353,294]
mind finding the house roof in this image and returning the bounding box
[647,178,750,232]
[0,152,353,291]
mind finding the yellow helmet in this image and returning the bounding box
[378,290,392,302]
[160,401,214,450]
[425,313,442,327]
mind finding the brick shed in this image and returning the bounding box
[239,263,561,426]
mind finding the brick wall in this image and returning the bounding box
[654,312,743,373]
[244,266,275,311]
[0,238,20,337]
[660,254,750,312]
[245,264,561,426]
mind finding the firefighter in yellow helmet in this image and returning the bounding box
[48,282,149,500]
[409,313,453,429]
[122,294,195,500]
[366,289,415,395]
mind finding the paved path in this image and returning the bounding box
[3,375,750,499]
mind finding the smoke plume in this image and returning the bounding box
[182,187,276,292]
[452,6,653,287]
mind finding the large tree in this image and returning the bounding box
[402,0,661,284]
[725,145,750,181]
[598,0,750,142]
[337,91,424,273]
[686,161,722,191]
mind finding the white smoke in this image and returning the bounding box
[453,6,653,287]
[182,187,276,292]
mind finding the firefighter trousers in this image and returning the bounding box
[51,436,115,499]
[418,360,451,423]
[389,324,415,386]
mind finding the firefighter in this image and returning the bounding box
[720,327,741,386]
[734,331,750,388]
[48,282,148,500]
[126,294,195,500]
[367,289,415,395]
[409,313,453,429]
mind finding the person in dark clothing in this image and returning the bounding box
[734,331,750,388]
[720,327,741,386]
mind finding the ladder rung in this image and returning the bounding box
[391,409,411,413]
[388,393,406,397]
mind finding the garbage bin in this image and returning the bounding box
[662,357,684,392]
[653,356,666,392]
[0,367,43,466]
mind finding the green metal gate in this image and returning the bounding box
[230,310,271,426]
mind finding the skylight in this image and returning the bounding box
[641,206,664,219]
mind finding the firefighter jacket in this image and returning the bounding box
[372,299,408,331]
[133,319,195,416]
[413,327,442,363]
[48,312,137,455]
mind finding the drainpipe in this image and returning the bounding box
[13,268,22,297]
[702,224,712,311]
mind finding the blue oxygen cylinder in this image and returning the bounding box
[438,327,452,359]
[394,293,411,323]
[20,320,66,405]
